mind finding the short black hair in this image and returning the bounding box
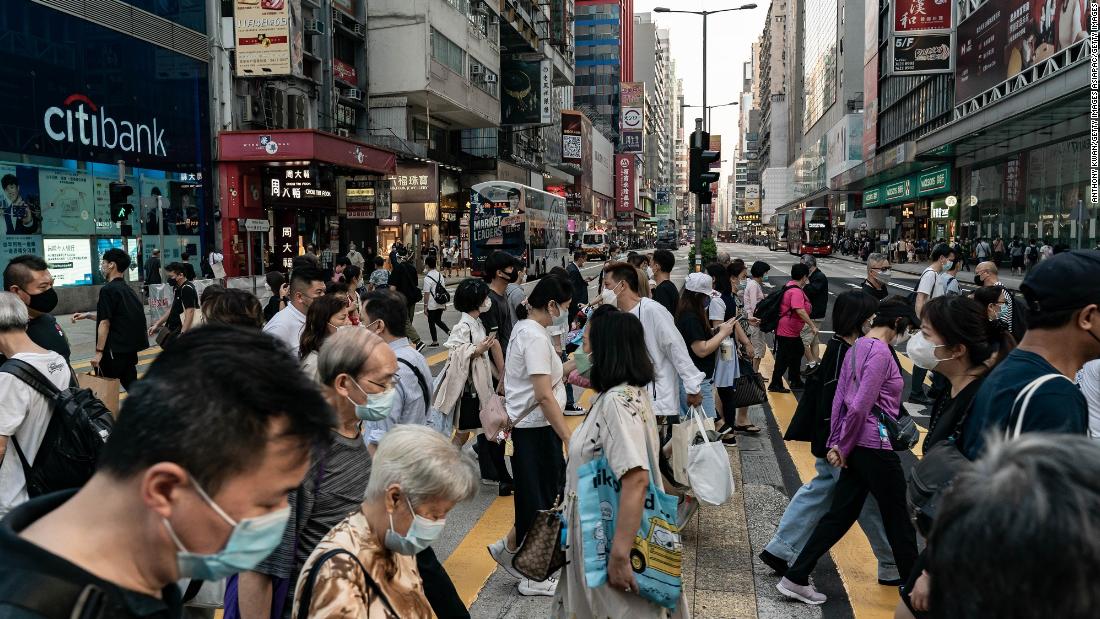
[362,289,408,337]
[750,260,771,278]
[165,262,187,278]
[425,255,437,269]
[1,174,17,189]
[627,254,649,269]
[589,309,655,393]
[343,265,361,282]
[334,256,351,268]
[373,256,385,268]
[482,251,515,283]
[604,262,640,293]
[652,249,674,274]
[931,243,954,261]
[97,326,333,494]
[3,255,48,291]
[290,266,326,295]
[831,290,879,339]
[265,271,285,293]
[574,250,587,261]
[102,248,131,272]
[516,274,571,320]
[790,263,810,281]
[871,295,920,333]
[454,277,490,313]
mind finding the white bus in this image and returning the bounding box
[470,181,569,278]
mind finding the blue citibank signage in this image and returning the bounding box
[0,2,210,173]
[863,164,952,207]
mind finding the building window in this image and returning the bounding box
[468,57,499,98]
[430,28,465,76]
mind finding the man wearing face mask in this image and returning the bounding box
[480,251,520,357]
[236,327,395,619]
[975,261,1026,341]
[262,266,326,358]
[2,255,70,361]
[959,250,1100,460]
[0,326,333,618]
[861,253,892,301]
[293,426,478,618]
[72,249,148,389]
[909,244,955,405]
[147,262,199,350]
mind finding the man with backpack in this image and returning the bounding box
[0,292,76,517]
[910,244,955,405]
[767,263,818,393]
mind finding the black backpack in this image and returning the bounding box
[427,273,450,305]
[0,359,114,497]
[753,286,789,333]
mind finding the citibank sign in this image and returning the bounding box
[43,93,167,158]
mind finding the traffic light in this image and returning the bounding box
[108,182,134,222]
[688,127,720,194]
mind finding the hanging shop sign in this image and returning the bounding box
[614,155,634,219]
[917,165,952,196]
[891,33,953,74]
[344,177,390,219]
[561,111,583,164]
[387,163,438,204]
[863,165,952,207]
[333,58,358,85]
[620,130,643,154]
[234,0,292,77]
[893,0,953,32]
[263,165,335,207]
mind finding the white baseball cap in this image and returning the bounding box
[683,272,721,298]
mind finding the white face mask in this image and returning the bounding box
[600,282,621,307]
[645,266,654,280]
[906,331,950,369]
[479,297,492,313]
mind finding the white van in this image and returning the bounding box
[581,231,610,261]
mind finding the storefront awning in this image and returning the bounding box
[217,130,396,174]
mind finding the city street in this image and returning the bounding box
[59,244,949,619]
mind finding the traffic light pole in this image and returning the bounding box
[697,13,706,261]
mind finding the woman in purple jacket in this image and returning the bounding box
[777,297,921,605]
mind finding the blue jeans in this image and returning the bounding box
[678,377,717,419]
[764,457,899,581]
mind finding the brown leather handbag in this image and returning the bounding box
[512,498,566,581]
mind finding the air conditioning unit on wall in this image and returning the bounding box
[343,88,364,101]
[483,73,497,83]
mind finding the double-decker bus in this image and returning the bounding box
[470,181,569,277]
[768,213,788,251]
[785,206,833,256]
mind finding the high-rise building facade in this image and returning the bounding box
[575,0,634,143]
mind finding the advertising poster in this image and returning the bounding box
[387,163,439,204]
[894,0,952,31]
[892,34,953,74]
[615,155,635,219]
[562,111,583,164]
[234,0,292,77]
[863,59,879,160]
[0,236,44,275]
[620,130,643,153]
[501,57,542,125]
[44,238,93,286]
[955,0,1090,104]
[94,238,140,283]
[40,169,95,236]
[0,164,42,235]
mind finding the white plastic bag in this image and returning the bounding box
[685,406,736,506]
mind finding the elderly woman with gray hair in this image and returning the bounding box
[235,326,397,619]
[292,425,479,617]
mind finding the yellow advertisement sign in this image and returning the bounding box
[745,198,761,214]
[235,0,291,77]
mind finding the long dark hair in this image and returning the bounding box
[589,309,655,392]
[706,262,732,295]
[516,274,571,320]
[676,282,711,332]
[832,291,879,339]
[299,294,350,359]
[922,295,1016,370]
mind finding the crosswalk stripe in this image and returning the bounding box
[72,346,162,370]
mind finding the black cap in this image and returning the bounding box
[1020,250,1100,313]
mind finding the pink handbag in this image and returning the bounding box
[479,394,511,443]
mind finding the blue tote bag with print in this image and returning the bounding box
[576,448,683,608]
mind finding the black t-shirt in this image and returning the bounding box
[804,270,829,319]
[860,279,889,301]
[0,490,182,618]
[480,289,514,356]
[264,295,282,322]
[653,280,680,316]
[167,282,198,331]
[97,278,148,354]
[924,377,985,451]
[676,311,715,378]
[25,314,71,361]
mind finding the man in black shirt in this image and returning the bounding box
[481,251,518,356]
[388,253,423,349]
[0,327,333,619]
[651,249,679,315]
[143,248,162,286]
[73,249,148,388]
[861,252,891,301]
[566,250,593,318]
[800,255,829,369]
[147,262,198,348]
[2,254,70,361]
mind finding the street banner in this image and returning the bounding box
[615,155,634,219]
[891,33,953,75]
[234,0,292,77]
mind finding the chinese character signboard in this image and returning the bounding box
[263,165,335,207]
[387,163,438,204]
[894,0,952,32]
[43,238,93,286]
[333,58,357,85]
[344,177,389,219]
[620,130,643,154]
[620,82,644,108]
[891,33,953,74]
[275,211,298,271]
[234,0,292,77]
[540,60,553,124]
[615,155,634,219]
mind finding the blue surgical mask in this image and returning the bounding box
[348,379,395,422]
[385,496,446,555]
[737,280,747,291]
[164,477,291,580]
[763,275,770,283]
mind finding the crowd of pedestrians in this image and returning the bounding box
[1,238,1099,619]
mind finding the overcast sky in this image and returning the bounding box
[632,0,769,185]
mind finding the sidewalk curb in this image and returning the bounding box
[828,252,1022,292]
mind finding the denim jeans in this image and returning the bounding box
[678,377,717,419]
[764,457,900,581]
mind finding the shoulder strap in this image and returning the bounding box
[182,579,205,604]
[1006,373,1073,439]
[295,548,398,619]
[0,569,109,618]
[0,359,61,399]
[397,358,431,407]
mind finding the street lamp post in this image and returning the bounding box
[655,4,757,257]
[683,102,739,133]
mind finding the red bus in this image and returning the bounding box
[786,206,833,256]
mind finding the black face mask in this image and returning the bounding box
[502,270,519,283]
[24,287,58,314]
[974,274,983,285]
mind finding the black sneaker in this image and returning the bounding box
[768,386,791,394]
[498,482,514,497]
[759,550,789,576]
[563,404,585,416]
[415,341,427,353]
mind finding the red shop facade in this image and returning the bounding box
[216,130,396,276]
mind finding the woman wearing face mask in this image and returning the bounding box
[674,272,737,425]
[971,285,1008,323]
[895,295,1016,618]
[235,327,397,619]
[489,275,573,597]
[298,294,353,383]
[627,253,652,298]
[705,263,757,440]
[777,296,920,605]
[293,425,478,618]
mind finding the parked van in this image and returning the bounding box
[581,230,611,261]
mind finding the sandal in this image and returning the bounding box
[734,424,762,434]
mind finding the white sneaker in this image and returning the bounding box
[487,538,524,580]
[776,577,827,605]
[517,575,558,596]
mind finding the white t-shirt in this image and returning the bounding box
[916,267,943,299]
[0,351,72,516]
[504,319,566,429]
[423,270,446,311]
[1079,360,1100,440]
[262,304,307,357]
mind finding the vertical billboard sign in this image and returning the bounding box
[863,0,879,160]
[615,155,634,219]
[234,0,292,76]
[620,82,644,153]
[562,111,583,164]
[501,57,543,125]
[955,0,1089,104]
[540,60,553,124]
